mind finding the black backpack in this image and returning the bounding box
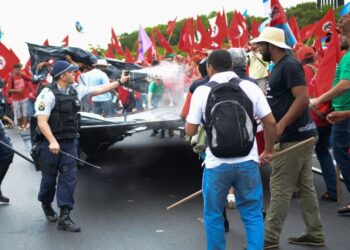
[204,77,257,158]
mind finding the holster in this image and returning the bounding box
[30,143,41,171]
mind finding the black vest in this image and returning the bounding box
[48,83,81,140]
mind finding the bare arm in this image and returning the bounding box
[327,110,350,124]
[37,115,60,154]
[259,113,277,165]
[277,86,309,137]
[310,80,350,107]
[185,122,199,137]
[148,93,153,109]
[89,74,130,97]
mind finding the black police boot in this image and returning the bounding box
[42,203,58,222]
[0,189,9,203]
[160,130,165,139]
[57,207,81,232]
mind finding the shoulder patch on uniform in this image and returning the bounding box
[38,101,46,111]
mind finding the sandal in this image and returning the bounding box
[338,203,350,214]
[320,192,337,202]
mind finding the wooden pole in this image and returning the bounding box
[166,137,316,210]
[166,190,203,210]
[336,165,341,205]
[163,31,174,57]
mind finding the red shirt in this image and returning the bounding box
[5,74,30,101]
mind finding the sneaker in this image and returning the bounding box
[0,194,10,203]
[228,200,236,209]
[264,240,279,249]
[42,204,58,223]
[288,234,325,246]
[320,192,337,202]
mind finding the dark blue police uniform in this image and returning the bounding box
[36,83,81,210]
[0,90,14,203]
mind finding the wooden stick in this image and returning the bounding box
[166,190,203,210]
[166,137,316,211]
[272,137,316,159]
[336,165,341,205]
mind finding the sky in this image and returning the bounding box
[0,0,345,62]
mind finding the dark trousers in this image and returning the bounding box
[315,125,336,198]
[332,119,350,193]
[38,139,78,209]
[0,130,14,187]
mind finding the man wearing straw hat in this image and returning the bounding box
[251,27,325,249]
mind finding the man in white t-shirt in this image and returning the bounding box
[185,49,276,250]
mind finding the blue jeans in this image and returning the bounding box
[315,125,336,198]
[332,119,350,192]
[203,160,263,250]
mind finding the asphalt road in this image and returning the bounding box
[1,128,349,250]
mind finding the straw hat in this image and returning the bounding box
[93,59,111,67]
[250,27,291,50]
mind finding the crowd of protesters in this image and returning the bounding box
[180,14,350,250]
[0,12,350,249]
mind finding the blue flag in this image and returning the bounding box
[340,2,350,17]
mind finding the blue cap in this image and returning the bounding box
[51,60,79,78]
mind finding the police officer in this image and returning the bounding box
[35,60,129,232]
[0,82,15,203]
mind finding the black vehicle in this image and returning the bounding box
[30,107,184,156]
[78,108,184,154]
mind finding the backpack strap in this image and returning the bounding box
[204,81,218,88]
[228,77,242,86]
[204,77,242,88]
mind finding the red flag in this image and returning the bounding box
[61,35,69,47]
[237,11,249,46]
[251,18,260,38]
[300,23,317,42]
[0,42,20,79]
[124,47,134,63]
[195,16,212,49]
[91,48,98,56]
[312,31,341,117]
[147,30,157,63]
[104,43,115,58]
[210,11,227,48]
[154,28,174,53]
[178,18,195,55]
[289,16,300,42]
[312,8,336,39]
[43,39,49,46]
[228,11,248,48]
[270,0,287,27]
[313,38,324,58]
[111,28,124,56]
[166,17,177,36]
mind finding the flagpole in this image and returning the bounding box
[164,31,174,57]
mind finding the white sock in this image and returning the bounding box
[227,193,236,202]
